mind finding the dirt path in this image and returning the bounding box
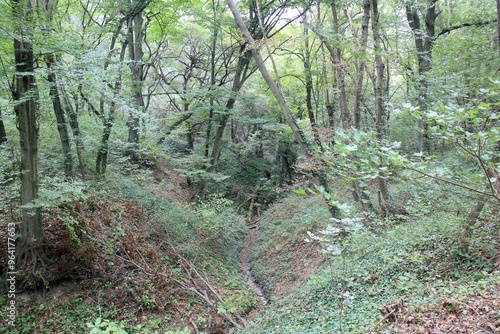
[239,219,268,307]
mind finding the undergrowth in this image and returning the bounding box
[240,192,500,333]
[0,159,254,333]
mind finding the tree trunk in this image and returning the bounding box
[406,0,438,154]
[12,0,46,281]
[40,0,73,177]
[497,0,500,52]
[62,89,86,179]
[372,0,396,216]
[350,0,371,130]
[126,13,145,157]
[0,107,7,145]
[227,0,340,217]
[204,0,219,159]
[95,25,127,176]
[330,0,351,129]
[46,54,73,178]
[303,13,323,149]
[344,0,374,211]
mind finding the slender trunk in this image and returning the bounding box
[372,0,396,216]
[406,0,437,154]
[205,0,219,158]
[62,89,86,178]
[126,14,145,157]
[349,0,370,130]
[46,54,73,177]
[345,0,374,211]
[0,107,7,145]
[303,13,323,149]
[227,0,340,217]
[497,0,500,53]
[316,2,335,130]
[330,0,351,128]
[199,49,248,199]
[96,25,127,176]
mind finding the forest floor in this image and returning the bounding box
[1,159,499,333]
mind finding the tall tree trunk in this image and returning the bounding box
[62,89,86,178]
[406,0,438,154]
[46,54,73,177]
[371,0,396,216]
[344,1,374,212]
[41,0,73,177]
[126,13,145,157]
[227,0,340,217]
[497,0,500,51]
[95,25,127,176]
[330,0,351,128]
[12,0,46,279]
[302,12,323,149]
[204,0,220,159]
[348,0,370,130]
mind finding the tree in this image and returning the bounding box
[227,0,341,217]
[12,0,45,284]
[41,0,73,178]
[371,0,396,215]
[405,0,438,154]
[0,107,6,145]
[126,11,146,157]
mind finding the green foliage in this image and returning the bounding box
[250,194,331,297]
[325,130,408,184]
[240,205,499,333]
[0,295,118,334]
[87,318,127,334]
[195,193,246,262]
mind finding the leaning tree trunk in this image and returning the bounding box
[62,89,86,179]
[12,0,46,284]
[227,0,340,217]
[46,54,73,177]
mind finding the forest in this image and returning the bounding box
[0,0,499,332]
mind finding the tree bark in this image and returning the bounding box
[41,0,73,177]
[227,0,340,217]
[62,89,86,179]
[0,107,7,145]
[302,13,323,149]
[95,24,128,176]
[204,0,220,159]
[349,0,370,130]
[497,0,500,53]
[330,0,351,129]
[371,0,396,215]
[46,54,73,177]
[126,13,145,157]
[406,0,438,154]
[12,0,45,278]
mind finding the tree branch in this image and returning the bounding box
[437,19,496,38]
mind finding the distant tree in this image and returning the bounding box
[0,108,6,145]
[41,0,73,177]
